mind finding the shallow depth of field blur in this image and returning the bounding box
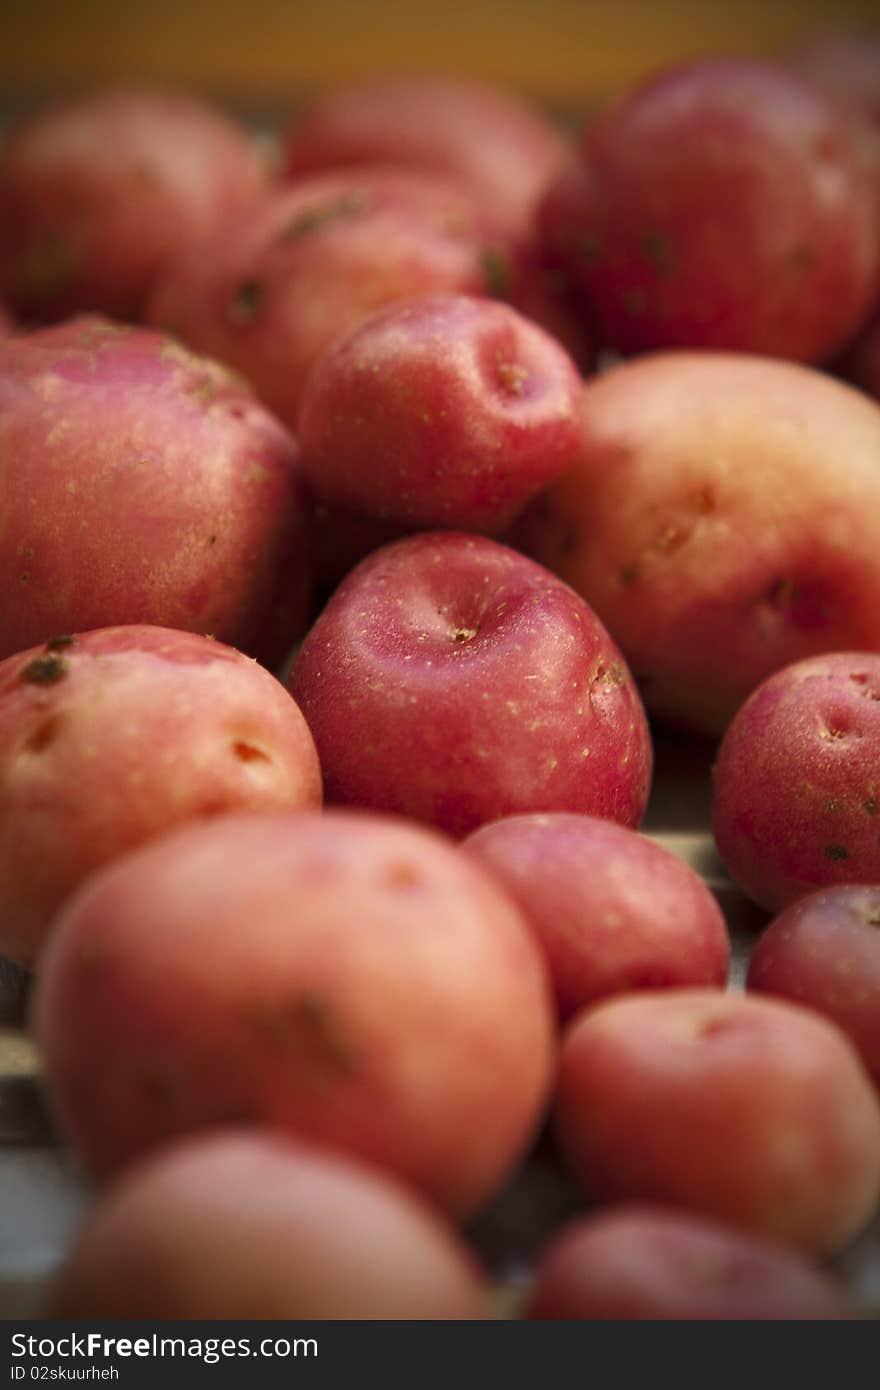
[1,0,877,109]
[4,0,880,1327]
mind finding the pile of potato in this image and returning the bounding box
[1,31,880,1319]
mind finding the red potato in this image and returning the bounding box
[303,277,593,584]
[519,351,880,736]
[289,533,652,837]
[147,167,517,428]
[0,626,322,968]
[50,1132,489,1319]
[524,1206,850,1320]
[33,810,556,1215]
[285,73,571,236]
[297,294,587,534]
[555,989,880,1255]
[0,317,309,665]
[0,88,266,323]
[462,813,728,1019]
[712,653,880,912]
[747,886,880,1090]
[540,58,878,362]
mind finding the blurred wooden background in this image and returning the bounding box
[1,0,877,106]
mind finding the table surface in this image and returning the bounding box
[2,734,878,1320]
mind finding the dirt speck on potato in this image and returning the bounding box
[384,860,424,890]
[479,247,512,298]
[230,740,270,765]
[249,994,358,1083]
[280,192,371,241]
[640,229,676,277]
[21,713,64,756]
[767,576,798,608]
[21,653,68,685]
[228,278,264,325]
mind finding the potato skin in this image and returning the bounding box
[50,1132,490,1320]
[0,88,266,322]
[290,533,652,836]
[520,352,880,735]
[462,813,728,1018]
[147,168,514,427]
[0,317,310,664]
[285,74,570,236]
[0,626,322,967]
[33,810,555,1216]
[712,653,880,911]
[539,59,878,363]
[297,294,587,534]
[555,989,880,1255]
[747,885,880,1090]
[524,1206,850,1320]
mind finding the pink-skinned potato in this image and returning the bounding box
[538,59,878,363]
[518,351,880,735]
[0,317,310,664]
[462,813,728,1018]
[0,626,322,967]
[555,989,880,1255]
[147,167,518,428]
[712,653,880,911]
[50,1132,490,1319]
[747,885,880,1091]
[285,73,571,237]
[33,810,556,1215]
[524,1206,850,1320]
[289,533,652,837]
[297,294,587,534]
[0,87,267,323]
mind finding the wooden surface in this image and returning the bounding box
[1,0,878,105]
